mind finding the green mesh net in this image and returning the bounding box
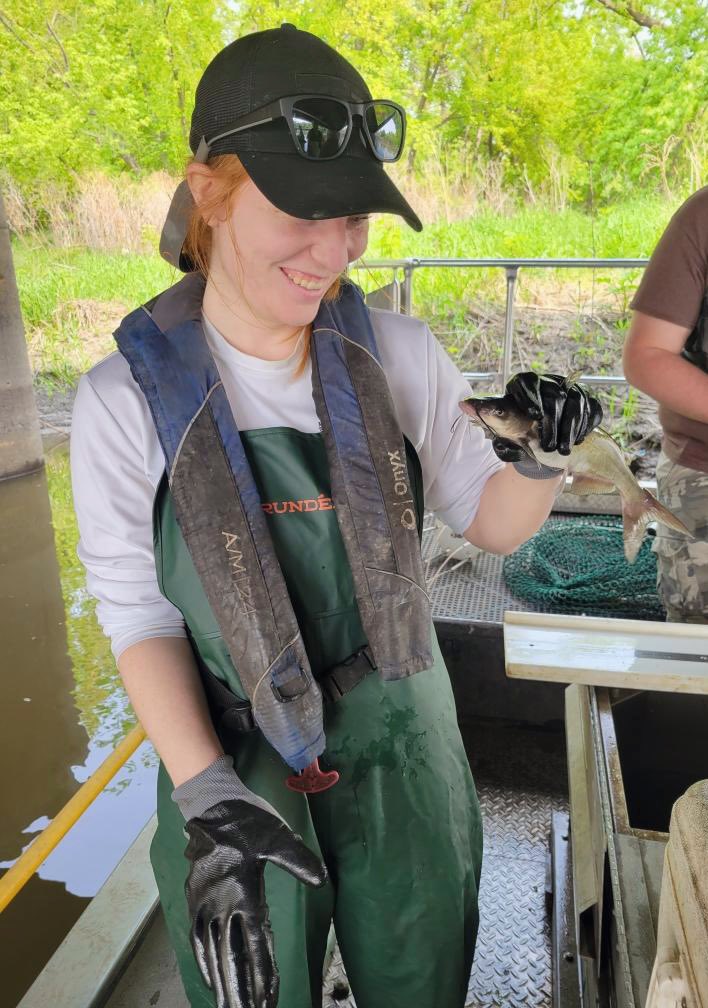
[502,515,665,620]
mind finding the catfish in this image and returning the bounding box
[459,393,690,563]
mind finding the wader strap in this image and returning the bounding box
[199,662,258,736]
[201,647,377,740]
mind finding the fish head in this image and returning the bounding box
[459,394,536,442]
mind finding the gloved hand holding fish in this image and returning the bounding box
[459,371,690,563]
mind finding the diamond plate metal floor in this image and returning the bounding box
[323,719,568,1008]
[464,720,568,1008]
[421,512,555,625]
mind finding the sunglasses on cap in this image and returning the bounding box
[194,95,407,164]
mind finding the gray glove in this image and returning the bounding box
[173,755,328,1008]
[172,754,281,823]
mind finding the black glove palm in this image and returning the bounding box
[185,799,328,1008]
[505,371,603,456]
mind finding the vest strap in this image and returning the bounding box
[682,290,708,372]
[312,293,433,680]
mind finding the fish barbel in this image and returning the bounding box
[459,392,690,563]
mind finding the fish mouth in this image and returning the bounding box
[459,399,495,438]
[459,397,507,440]
[459,398,482,421]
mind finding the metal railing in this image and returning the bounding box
[350,257,649,387]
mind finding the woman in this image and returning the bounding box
[71,23,601,1008]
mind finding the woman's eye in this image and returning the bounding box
[349,215,370,226]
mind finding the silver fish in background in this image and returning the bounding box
[459,393,690,563]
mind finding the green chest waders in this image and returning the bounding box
[150,428,483,1008]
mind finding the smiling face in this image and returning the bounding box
[206,177,370,332]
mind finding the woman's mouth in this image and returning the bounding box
[281,267,329,294]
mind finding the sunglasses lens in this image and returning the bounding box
[366,102,404,161]
[291,98,349,158]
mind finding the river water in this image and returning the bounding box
[0,443,157,1008]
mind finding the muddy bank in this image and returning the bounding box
[34,382,76,437]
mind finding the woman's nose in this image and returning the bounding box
[309,219,350,274]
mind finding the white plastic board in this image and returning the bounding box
[504,611,708,694]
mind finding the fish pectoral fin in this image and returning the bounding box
[568,473,616,496]
[621,490,691,564]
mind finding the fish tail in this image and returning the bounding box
[621,489,691,564]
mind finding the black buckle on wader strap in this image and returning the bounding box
[320,646,376,703]
[200,646,375,740]
[199,664,258,735]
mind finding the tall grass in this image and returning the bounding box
[5,172,175,252]
[14,244,175,382]
[7,170,675,257]
[359,199,668,324]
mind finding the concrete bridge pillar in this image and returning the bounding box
[0,188,43,480]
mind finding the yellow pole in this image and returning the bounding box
[0,724,147,913]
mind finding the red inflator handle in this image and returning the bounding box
[286,758,339,794]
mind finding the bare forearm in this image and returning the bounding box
[464,464,562,554]
[118,636,223,787]
[623,347,708,424]
[623,311,708,423]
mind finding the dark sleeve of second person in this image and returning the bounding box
[630,186,708,329]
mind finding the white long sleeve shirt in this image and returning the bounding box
[71,306,503,660]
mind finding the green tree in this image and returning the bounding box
[0,0,225,185]
[1,0,706,206]
[579,0,708,199]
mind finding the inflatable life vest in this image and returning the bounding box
[114,274,432,772]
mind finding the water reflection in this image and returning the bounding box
[46,444,136,748]
[0,444,157,1007]
[0,456,88,851]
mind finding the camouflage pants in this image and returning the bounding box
[654,450,708,623]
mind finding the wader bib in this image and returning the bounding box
[115,277,482,1006]
[150,427,483,1008]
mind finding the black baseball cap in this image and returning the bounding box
[160,23,422,270]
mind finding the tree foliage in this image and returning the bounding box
[582,0,708,198]
[0,0,223,182]
[1,0,706,203]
